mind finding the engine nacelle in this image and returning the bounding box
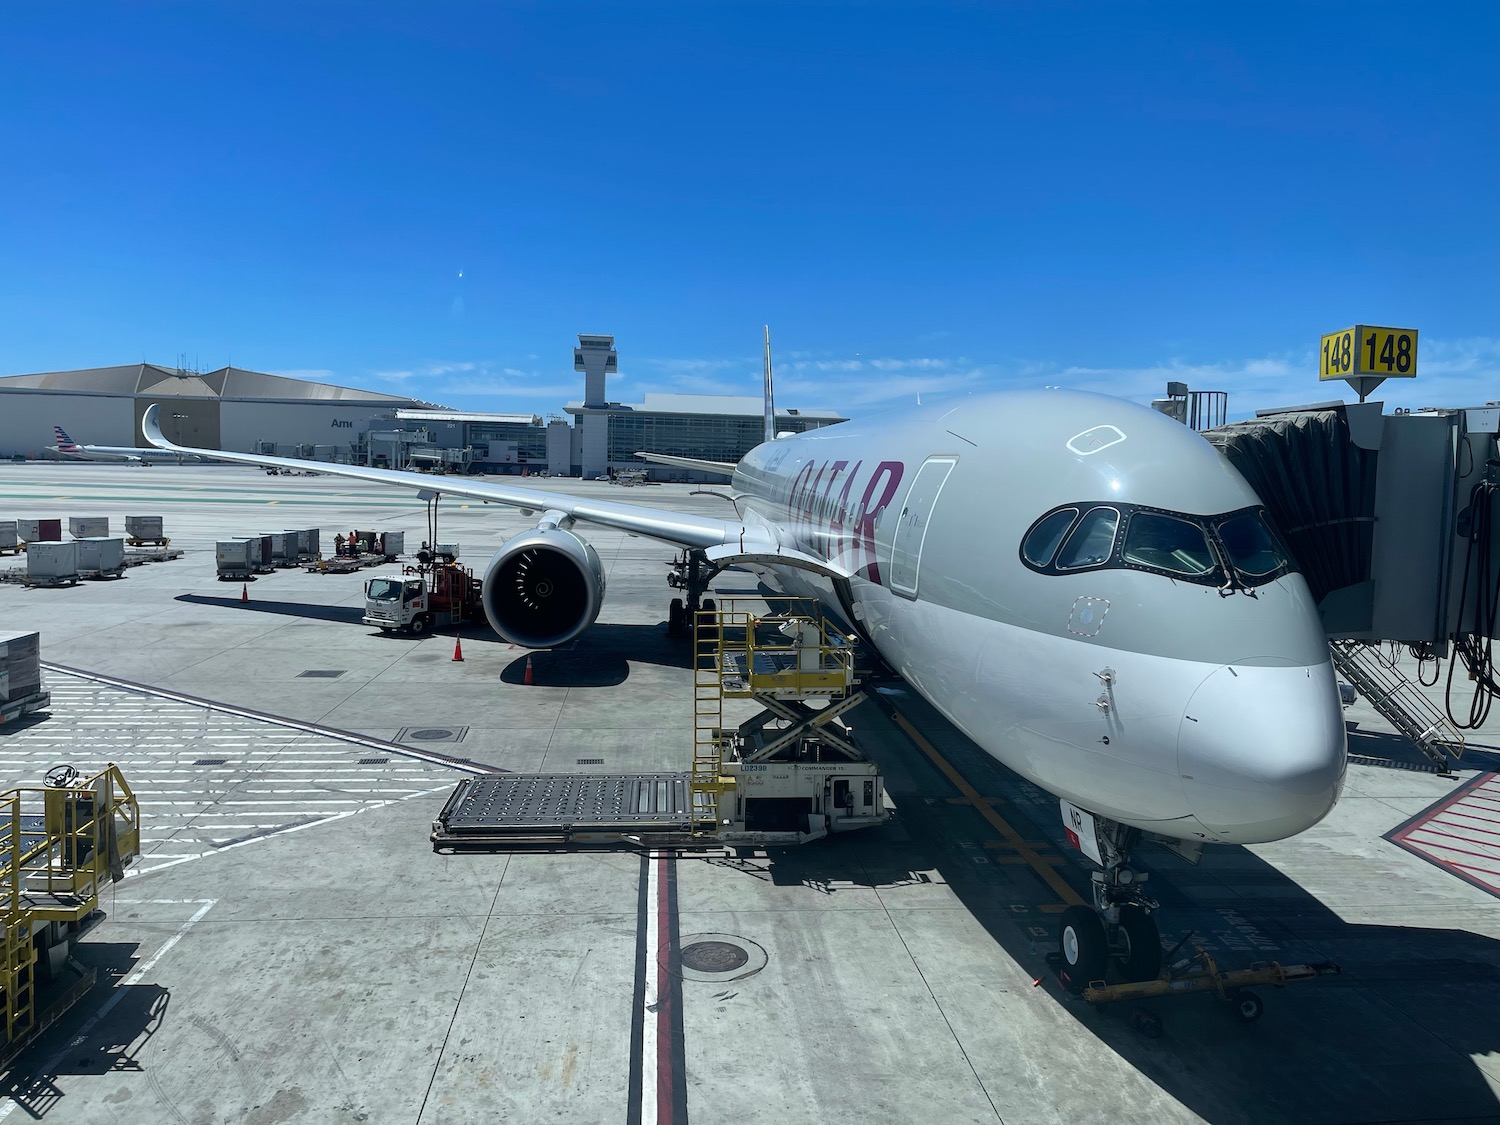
[481,527,606,648]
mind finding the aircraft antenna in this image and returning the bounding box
[762,325,776,443]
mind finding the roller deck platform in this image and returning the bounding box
[432,772,701,849]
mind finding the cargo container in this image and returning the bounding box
[306,528,320,558]
[267,532,298,567]
[26,541,78,586]
[124,515,165,542]
[382,531,405,560]
[0,629,48,722]
[68,517,108,539]
[236,535,274,572]
[216,539,256,580]
[0,522,18,553]
[76,537,126,579]
[17,519,61,543]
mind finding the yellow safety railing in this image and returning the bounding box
[704,599,856,699]
[691,611,730,834]
[0,764,138,1046]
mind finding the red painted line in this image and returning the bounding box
[1433,860,1500,888]
[655,853,674,1125]
[1431,815,1500,840]
[1404,830,1500,868]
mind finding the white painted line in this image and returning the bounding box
[0,899,218,1122]
[638,855,660,1125]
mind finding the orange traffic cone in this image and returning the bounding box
[452,635,464,662]
[241,582,249,604]
[523,655,534,685]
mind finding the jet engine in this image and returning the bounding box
[481,525,606,648]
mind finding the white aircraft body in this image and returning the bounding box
[48,424,200,464]
[141,377,1346,989]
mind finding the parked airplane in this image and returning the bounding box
[140,351,1346,992]
[48,424,201,465]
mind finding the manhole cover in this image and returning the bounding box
[396,726,469,744]
[681,941,749,973]
[672,932,768,983]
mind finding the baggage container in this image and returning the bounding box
[0,522,17,551]
[236,534,274,572]
[68,517,108,539]
[0,629,43,705]
[286,529,315,561]
[382,531,405,559]
[124,515,165,540]
[305,528,320,558]
[268,532,298,566]
[18,519,61,543]
[76,537,125,578]
[26,540,78,585]
[216,539,256,578]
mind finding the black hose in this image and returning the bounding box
[1445,476,1500,728]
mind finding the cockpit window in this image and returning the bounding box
[1019,501,1297,588]
[1056,507,1120,570]
[1122,512,1216,578]
[1216,510,1293,579]
[1021,507,1078,567]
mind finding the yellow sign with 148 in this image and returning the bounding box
[1319,325,1419,380]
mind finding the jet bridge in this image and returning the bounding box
[1205,401,1500,764]
[431,600,888,849]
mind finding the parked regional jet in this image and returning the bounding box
[48,424,201,465]
[140,349,1346,992]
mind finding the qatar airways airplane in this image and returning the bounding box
[140,355,1346,992]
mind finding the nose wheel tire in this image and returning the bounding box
[667,598,685,636]
[1058,905,1108,993]
[1115,904,1163,983]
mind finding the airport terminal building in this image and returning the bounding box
[0,336,845,478]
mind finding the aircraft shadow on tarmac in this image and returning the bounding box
[174,595,694,681]
[2,940,170,1117]
[700,693,1500,1125]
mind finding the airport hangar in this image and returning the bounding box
[0,335,845,480]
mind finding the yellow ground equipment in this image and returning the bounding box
[0,764,140,1069]
[1075,942,1341,1024]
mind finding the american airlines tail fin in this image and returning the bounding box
[52,425,81,453]
[763,325,776,444]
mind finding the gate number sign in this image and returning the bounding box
[1320,325,1419,380]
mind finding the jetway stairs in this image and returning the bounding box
[0,764,140,1070]
[1329,641,1464,767]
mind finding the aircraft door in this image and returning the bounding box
[889,456,958,598]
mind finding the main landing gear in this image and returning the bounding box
[1057,817,1164,993]
[666,549,724,636]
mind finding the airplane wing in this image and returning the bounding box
[633,451,737,478]
[142,404,765,552]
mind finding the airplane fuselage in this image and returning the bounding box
[730,389,1347,847]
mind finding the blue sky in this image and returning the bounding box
[2,3,1496,420]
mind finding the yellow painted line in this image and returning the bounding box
[267,500,279,505]
[891,711,1085,907]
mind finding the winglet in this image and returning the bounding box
[763,325,776,444]
[141,403,174,449]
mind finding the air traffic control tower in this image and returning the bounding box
[575,334,618,479]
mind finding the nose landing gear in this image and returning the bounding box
[1056,817,1163,993]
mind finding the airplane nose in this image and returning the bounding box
[1178,660,1347,844]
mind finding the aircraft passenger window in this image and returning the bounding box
[1055,507,1119,570]
[1217,511,1293,579]
[1122,512,1217,579]
[1022,508,1078,567]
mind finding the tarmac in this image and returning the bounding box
[0,460,1498,1125]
